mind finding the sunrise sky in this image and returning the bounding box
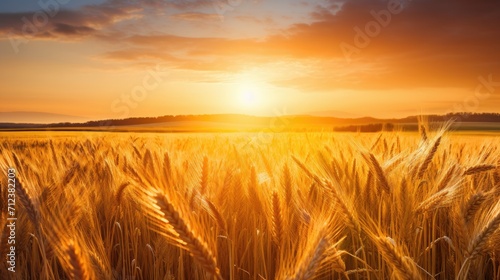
[1,0,500,122]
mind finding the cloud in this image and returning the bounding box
[6,0,497,92]
[233,15,275,25]
[95,0,500,91]
[98,35,263,72]
[128,0,214,10]
[0,2,141,40]
[0,0,219,42]
[135,0,498,90]
[274,0,500,89]
[52,23,96,36]
[170,12,220,21]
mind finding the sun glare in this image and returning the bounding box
[241,88,257,105]
[238,83,261,109]
[232,71,274,114]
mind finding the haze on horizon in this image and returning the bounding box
[1,0,500,123]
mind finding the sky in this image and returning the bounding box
[1,0,500,122]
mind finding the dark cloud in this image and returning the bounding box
[0,2,140,40]
[147,0,213,10]
[170,12,220,21]
[107,0,214,11]
[0,0,216,41]
[52,23,96,36]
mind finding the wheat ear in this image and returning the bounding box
[416,136,441,179]
[153,193,223,280]
[374,237,421,280]
[327,182,359,232]
[466,211,500,259]
[437,165,456,190]
[290,236,329,280]
[66,240,91,280]
[367,153,391,193]
[115,182,131,206]
[282,163,293,205]
[462,192,486,224]
[15,180,40,227]
[292,156,321,184]
[463,164,496,176]
[459,210,500,279]
[420,125,428,142]
[415,190,449,215]
[200,156,209,195]
[272,191,283,246]
[204,198,227,233]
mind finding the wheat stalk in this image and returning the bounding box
[330,248,346,273]
[459,209,500,279]
[272,191,284,246]
[366,153,391,193]
[373,236,421,280]
[493,170,500,185]
[420,125,428,142]
[143,149,153,168]
[61,163,80,185]
[370,133,383,150]
[289,236,329,280]
[203,198,227,233]
[282,163,293,205]
[66,240,91,280]
[416,136,441,179]
[200,156,209,195]
[292,156,321,184]
[415,190,449,215]
[163,152,172,182]
[327,182,359,232]
[463,164,496,176]
[248,165,264,215]
[437,165,456,190]
[466,211,500,259]
[15,180,40,227]
[462,192,486,224]
[115,182,131,206]
[152,192,223,280]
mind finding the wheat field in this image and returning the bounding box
[0,127,499,280]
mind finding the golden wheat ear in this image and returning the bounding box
[114,182,131,206]
[364,152,391,194]
[15,180,40,227]
[147,191,223,280]
[291,236,329,280]
[416,136,441,179]
[463,164,496,176]
[466,208,500,259]
[66,240,91,280]
[271,191,284,246]
[462,192,487,224]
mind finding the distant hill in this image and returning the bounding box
[302,110,363,118]
[0,111,89,124]
[0,112,499,132]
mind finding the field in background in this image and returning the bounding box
[0,129,499,279]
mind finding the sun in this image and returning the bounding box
[238,83,261,109]
[232,72,271,113]
[241,88,257,105]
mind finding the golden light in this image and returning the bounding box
[238,82,262,110]
[241,88,257,105]
[230,70,278,114]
